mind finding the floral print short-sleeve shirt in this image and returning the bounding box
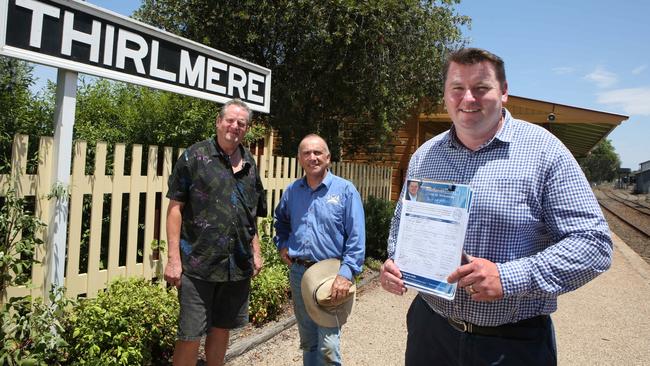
[167,137,267,282]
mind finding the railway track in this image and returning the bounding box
[594,187,650,265]
[600,188,650,216]
[598,202,650,238]
[595,188,650,237]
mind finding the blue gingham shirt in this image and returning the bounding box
[274,172,366,280]
[388,108,612,326]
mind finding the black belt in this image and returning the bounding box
[292,258,316,268]
[447,315,549,339]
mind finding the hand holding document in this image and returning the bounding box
[394,180,472,300]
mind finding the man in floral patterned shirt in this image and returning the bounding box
[165,99,266,366]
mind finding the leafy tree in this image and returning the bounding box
[73,78,266,150]
[0,57,34,145]
[0,57,54,169]
[135,0,468,159]
[73,78,218,148]
[579,139,621,183]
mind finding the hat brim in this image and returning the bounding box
[301,259,356,328]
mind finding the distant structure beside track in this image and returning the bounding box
[635,160,650,194]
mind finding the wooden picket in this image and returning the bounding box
[1,134,391,302]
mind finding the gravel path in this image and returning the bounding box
[226,279,416,365]
[594,187,650,264]
[226,233,650,365]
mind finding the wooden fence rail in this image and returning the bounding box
[1,134,391,301]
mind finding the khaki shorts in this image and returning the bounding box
[177,274,250,341]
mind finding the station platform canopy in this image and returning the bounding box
[417,95,629,157]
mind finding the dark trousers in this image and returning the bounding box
[405,295,557,366]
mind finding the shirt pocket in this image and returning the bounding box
[313,195,345,233]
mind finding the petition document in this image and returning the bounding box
[394,180,473,300]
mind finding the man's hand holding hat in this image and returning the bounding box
[331,275,352,301]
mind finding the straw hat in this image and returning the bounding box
[301,258,356,328]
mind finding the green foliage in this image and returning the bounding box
[150,239,166,253]
[244,123,268,146]
[45,182,70,201]
[65,278,178,365]
[579,139,621,183]
[250,264,290,325]
[74,79,218,148]
[135,0,468,159]
[250,217,290,325]
[0,184,45,294]
[0,57,33,151]
[364,257,382,272]
[0,289,71,365]
[363,196,396,260]
[0,56,53,169]
[257,217,284,268]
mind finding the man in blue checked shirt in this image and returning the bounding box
[380,48,612,366]
[274,134,365,366]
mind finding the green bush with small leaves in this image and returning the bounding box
[364,196,396,260]
[249,217,290,326]
[65,278,178,365]
[250,264,290,325]
[257,217,284,268]
[0,184,45,295]
[364,257,383,272]
[0,289,71,365]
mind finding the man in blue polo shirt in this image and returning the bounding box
[274,134,365,366]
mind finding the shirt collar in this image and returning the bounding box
[300,170,333,191]
[210,136,251,164]
[493,108,514,144]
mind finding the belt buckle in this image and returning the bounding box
[450,318,473,333]
[295,258,315,268]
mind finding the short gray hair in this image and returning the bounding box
[218,98,253,124]
[298,134,330,156]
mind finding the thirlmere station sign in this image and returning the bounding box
[0,0,272,294]
[0,0,272,112]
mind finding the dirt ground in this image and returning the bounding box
[226,279,416,366]
[225,234,650,365]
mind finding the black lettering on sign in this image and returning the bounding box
[1,0,271,112]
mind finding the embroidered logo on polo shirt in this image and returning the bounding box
[326,194,342,206]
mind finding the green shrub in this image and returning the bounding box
[249,217,290,326]
[0,289,72,365]
[0,184,45,294]
[364,257,383,272]
[257,216,284,268]
[65,278,178,365]
[250,264,289,326]
[364,196,396,260]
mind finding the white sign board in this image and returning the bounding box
[0,0,272,112]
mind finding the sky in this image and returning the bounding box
[30,0,650,170]
[454,0,650,170]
